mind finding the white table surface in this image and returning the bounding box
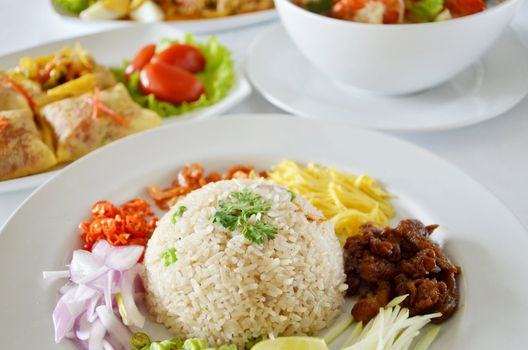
[1,0,527,229]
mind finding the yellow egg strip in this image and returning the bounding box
[269,160,394,243]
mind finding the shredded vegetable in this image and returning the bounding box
[129,332,238,350]
[341,295,441,350]
[268,160,394,243]
[79,198,158,251]
[84,87,129,125]
[1,78,38,109]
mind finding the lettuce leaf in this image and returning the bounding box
[112,34,235,118]
[405,0,445,22]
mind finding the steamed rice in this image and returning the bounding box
[143,179,347,346]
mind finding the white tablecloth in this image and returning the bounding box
[1,0,527,229]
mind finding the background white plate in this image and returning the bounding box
[246,24,528,132]
[0,114,527,349]
[0,24,251,193]
[52,1,277,34]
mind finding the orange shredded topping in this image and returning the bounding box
[85,87,129,126]
[91,87,100,120]
[79,198,158,251]
[0,115,9,131]
[147,163,267,210]
[2,78,38,110]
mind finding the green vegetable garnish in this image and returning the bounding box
[305,0,332,14]
[52,0,91,14]
[131,332,151,349]
[287,190,296,202]
[405,0,444,22]
[183,338,208,350]
[213,190,278,244]
[112,34,234,118]
[130,333,235,350]
[162,248,178,267]
[172,205,187,224]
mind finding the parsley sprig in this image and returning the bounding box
[213,190,278,244]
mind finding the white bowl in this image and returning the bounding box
[275,0,522,95]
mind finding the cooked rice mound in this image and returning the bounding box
[143,179,347,346]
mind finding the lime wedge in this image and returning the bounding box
[251,337,329,350]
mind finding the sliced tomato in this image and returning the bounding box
[139,62,205,104]
[151,44,206,73]
[125,44,156,78]
[444,0,486,17]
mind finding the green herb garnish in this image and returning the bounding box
[130,332,236,350]
[288,190,296,202]
[162,248,178,267]
[305,0,332,14]
[213,190,278,244]
[172,205,187,224]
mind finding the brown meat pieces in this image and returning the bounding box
[344,219,461,324]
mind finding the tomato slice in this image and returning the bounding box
[151,44,206,73]
[139,62,205,104]
[444,0,486,17]
[125,44,156,78]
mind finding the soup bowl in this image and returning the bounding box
[275,0,522,95]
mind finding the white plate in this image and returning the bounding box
[0,24,251,193]
[53,4,277,34]
[1,114,527,349]
[247,24,528,132]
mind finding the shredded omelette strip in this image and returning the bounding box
[268,160,394,243]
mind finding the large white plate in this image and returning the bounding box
[246,24,528,132]
[52,2,277,34]
[0,114,527,349]
[0,24,251,193]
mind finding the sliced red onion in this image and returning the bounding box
[88,319,106,350]
[86,272,107,292]
[102,339,116,350]
[70,250,103,283]
[76,265,110,285]
[72,338,89,350]
[120,264,145,328]
[53,300,75,343]
[105,333,123,350]
[134,275,145,293]
[95,305,131,348]
[104,271,114,312]
[59,282,76,295]
[86,295,101,323]
[53,286,97,342]
[75,313,92,341]
[43,270,70,280]
[47,243,147,350]
[104,245,144,271]
[92,240,112,262]
[65,286,98,316]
